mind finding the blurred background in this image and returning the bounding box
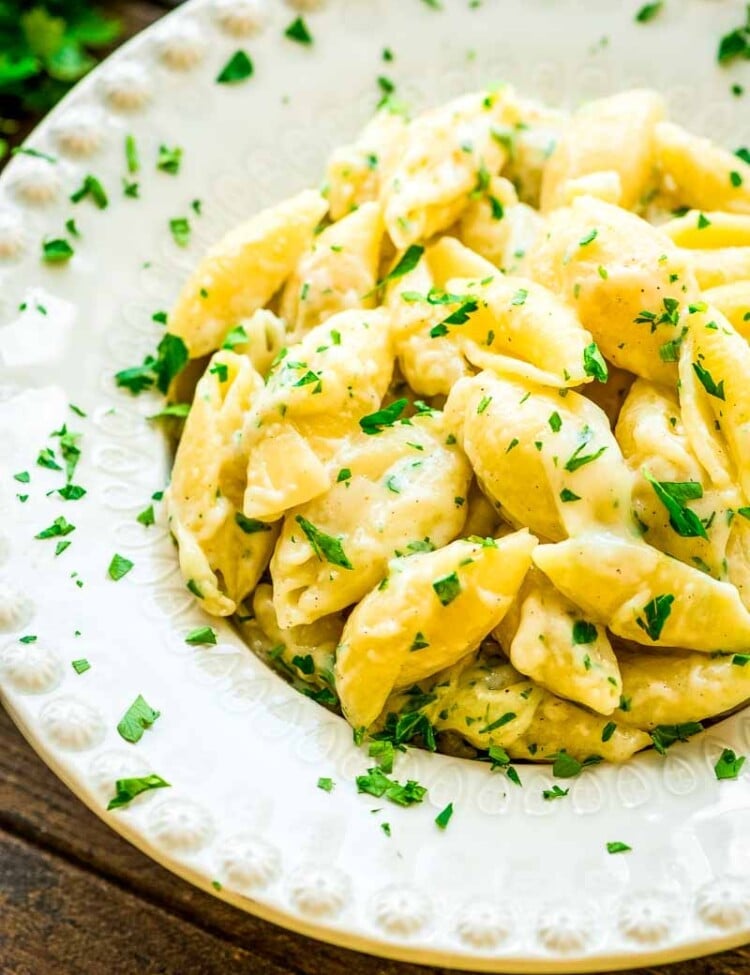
[0,0,180,158]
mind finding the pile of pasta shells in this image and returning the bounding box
[165,87,750,765]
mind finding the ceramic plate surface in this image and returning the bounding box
[1,0,750,970]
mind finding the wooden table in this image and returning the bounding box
[2,2,749,972]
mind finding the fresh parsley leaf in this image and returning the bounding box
[359,398,408,434]
[510,288,528,306]
[71,658,90,674]
[217,50,254,83]
[317,777,334,792]
[285,16,313,45]
[636,593,674,641]
[185,626,217,646]
[559,488,581,502]
[601,721,617,743]
[368,739,395,773]
[187,579,203,599]
[432,571,461,606]
[429,299,479,337]
[292,654,315,675]
[377,245,424,289]
[714,747,746,780]
[479,712,516,734]
[336,468,352,484]
[115,333,188,395]
[13,471,30,483]
[235,512,272,534]
[644,472,707,539]
[37,447,62,471]
[435,802,454,829]
[579,228,598,246]
[107,774,170,810]
[295,515,353,569]
[606,841,632,854]
[222,325,248,350]
[692,361,725,400]
[548,412,562,432]
[583,342,608,382]
[650,721,703,755]
[564,428,607,472]
[117,694,160,743]
[107,553,134,581]
[355,767,427,806]
[56,483,86,501]
[717,11,750,65]
[552,750,602,778]
[148,403,191,420]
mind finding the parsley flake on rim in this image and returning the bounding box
[552,750,602,778]
[714,748,746,780]
[35,516,75,540]
[636,593,674,641]
[359,398,408,434]
[157,144,182,175]
[317,777,335,792]
[71,659,90,675]
[136,505,155,527]
[108,553,134,581]
[115,333,188,395]
[42,237,74,264]
[295,515,353,569]
[542,784,569,800]
[217,50,254,84]
[644,472,708,539]
[355,767,427,806]
[285,16,313,45]
[635,1,663,22]
[70,174,108,209]
[125,134,139,173]
[108,774,170,810]
[169,217,191,248]
[117,694,160,743]
[435,802,454,829]
[606,841,632,854]
[650,721,703,755]
[185,626,217,646]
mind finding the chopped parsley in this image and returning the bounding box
[37,447,61,471]
[601,721,617,743]
[71,659,90,674]
[548,412,562,432]
[368,739,395,773]
[355,767,427,806]
[430,299,479,338]
[217,50,254,83]
[432,571,461,606]
[70,173,108,209]
[476,395,492,414]
[487,745,522,786]
[285,16,313,45]
[35,516,75,540]
[136,505,155,527]
[317,777,335,792]
[13,471,30,483]
[579,228,598,247]
[714,748,746,780]
[336,468,352,484]
[552,751,602,778]
[42,237,74,263]
[169,217,190,247]
[185,626,217,646]
[157,144,182,175]
[559,488,581,502]
[636,593,674,641]
[583,342,608,382]
[435,802,454,829]
[635,1,663,22]
[572,620,597,645]
[479,712,516,734]
[510,288,528,306]
[692,361,725,401]
[117,694,160,743]
[650,721,703,755]
[542,785,569,800]
[295,515,353,569]
[563,428,607,472]
[125,134,139,174]
[187,579,203,599]
[56,484,86,501]
[107,774,170,810]
[644,473,707,539]
[377,244,424,289]
[359,398,408,434]
[115,333,189,395]
[210,362,228,383]
[717,8,750,65]
[222,324,249,349]
[234,512,272,534]
[107,553,134,581]
[606,841,631,854]
[730,170,744,188]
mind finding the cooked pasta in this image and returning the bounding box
[165,85,750,769]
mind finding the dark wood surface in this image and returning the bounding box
[2,2,750,973]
